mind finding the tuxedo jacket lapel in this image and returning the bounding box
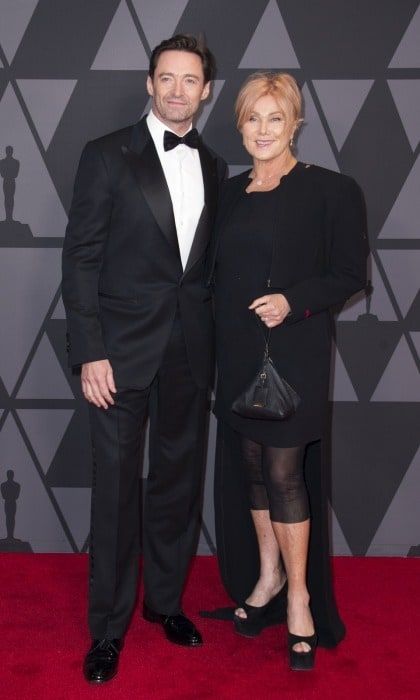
[121,119,181,260]
[182,143,218,278]
[122,117,219,278]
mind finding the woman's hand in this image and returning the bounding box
[249,293,291,328]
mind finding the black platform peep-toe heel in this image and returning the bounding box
[287,631,318,671]
[233,582,287,638]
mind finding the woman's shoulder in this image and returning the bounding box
[222,168,251,190]
[218,169,251,206]
[301,163,362,197]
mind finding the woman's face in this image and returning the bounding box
[240,93,295,162]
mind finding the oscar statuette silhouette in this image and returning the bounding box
[0,469,32,552]
[0,146,32,243]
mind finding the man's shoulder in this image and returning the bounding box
[200,141,227,183]
[302,163,361,197]
[202,141,221,161]
[222,168,250,194]
[86,124,135,153]
[201,140,226,167]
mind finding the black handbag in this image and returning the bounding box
[231,327,300,421]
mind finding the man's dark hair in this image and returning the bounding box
[149,34,215,84]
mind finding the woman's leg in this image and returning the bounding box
[236,438,286,618]
[264,446,314,652]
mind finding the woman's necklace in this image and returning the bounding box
[250,159,296,187]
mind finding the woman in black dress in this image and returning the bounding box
[210,73,367,670]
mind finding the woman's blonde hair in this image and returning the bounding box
[235,72,303,131]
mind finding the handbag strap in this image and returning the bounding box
[253,190,278,358]
[254,316,271,359]
[253,175,291,360]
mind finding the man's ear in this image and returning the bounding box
[201,81,211,101]
[146,75,154,97]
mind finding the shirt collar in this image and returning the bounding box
[146,110,193,150]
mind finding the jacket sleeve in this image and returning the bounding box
[283,176,368,323]
[61,141,112,367]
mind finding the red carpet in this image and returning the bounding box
[1,555,419,699]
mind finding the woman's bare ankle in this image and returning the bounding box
[242,569,286,612]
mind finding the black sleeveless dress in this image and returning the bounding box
[214,175,329,447]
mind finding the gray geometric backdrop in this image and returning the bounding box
[0,0,419,556]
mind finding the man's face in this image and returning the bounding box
[147,50,210,131]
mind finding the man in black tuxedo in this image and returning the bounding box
[62,35,226,684]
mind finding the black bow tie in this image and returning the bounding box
[163,128,200,151]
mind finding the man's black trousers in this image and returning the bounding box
[87,312,209,639]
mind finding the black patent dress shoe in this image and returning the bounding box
[143,602,203,646]
[83,638,122,684]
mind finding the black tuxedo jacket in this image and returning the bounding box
[62,117,226,389]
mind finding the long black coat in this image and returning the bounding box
[210,163,368,445]
[207,163,368,647]
[62,117,226,389]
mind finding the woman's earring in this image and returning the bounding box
[289,136,294,148]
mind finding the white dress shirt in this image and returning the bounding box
[146,110,204,270]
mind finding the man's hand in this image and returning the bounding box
[249,294,291,328]
[81,359,116,409]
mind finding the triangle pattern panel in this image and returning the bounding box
[410,332,420,359]
[91,0,149,70]
[0,376,8,402]
[337,255,397,321]
[328,340,358,402]
[389,5,420,68]
[330,504,352,556]
[297,84,339,172]
[17,79,77,150]
[0,249,61,394]
[141,96,152,118]
[228,165,251,177]
[371,337,420,402]
[0,0,38,64]
[378,249,420,316]
[405,294,420,331]
[336,320,401,403]
[313,80,374,151]
[388,80,420,151]
[47,406,92,488]
[367,446,420,556]
[238,0,300,69]
[52,487,91,552]
[379,155,420,239]
[46,321,85,402]
[198,412,218,554]
[331,404,420,555]
[0,414,72,552]
[141,422,150,479]
[17,334,73,400]
[132,0,189,49]
[16,409,74,474]
[51,295,66,321]
[0,85,68,237]
[196,80,225,133]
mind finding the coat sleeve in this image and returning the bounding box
[282,176,368,323]
[61,141,112,367]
